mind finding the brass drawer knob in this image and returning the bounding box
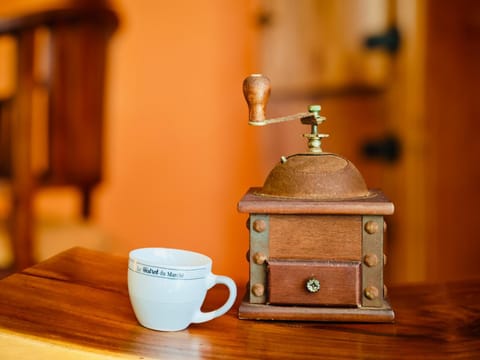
[305,277,321,293]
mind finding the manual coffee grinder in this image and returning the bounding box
[238,74,394,322]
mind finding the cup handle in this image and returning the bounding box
[192,273,237,324]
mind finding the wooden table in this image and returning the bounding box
[0,247,479,359]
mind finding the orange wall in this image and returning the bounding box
[95,0,263,285]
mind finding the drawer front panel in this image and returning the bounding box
[269,215,361,261]
[268,260,361,306]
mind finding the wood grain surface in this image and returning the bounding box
[0,247,479,359]
[269,215,361,260]
[238,188,394,215]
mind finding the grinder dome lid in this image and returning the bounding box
[255,152,370,200]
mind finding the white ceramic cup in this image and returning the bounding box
[128,248,237,331]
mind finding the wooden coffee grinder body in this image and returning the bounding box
[238,75,394,322]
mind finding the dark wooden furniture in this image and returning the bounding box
[0,247,478,358]
[0,6,118,270]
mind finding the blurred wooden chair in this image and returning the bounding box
[0,6,118,270]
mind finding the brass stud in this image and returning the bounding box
[253,219,267,233]
[253,252,267,265]
[364,221,379,234]
[251,283,265,297]
[383,253,387,266]
[384,284,388,298]
[364,285,379,300]
[364,253,378,267]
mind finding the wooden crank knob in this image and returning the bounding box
[243,74,271,124]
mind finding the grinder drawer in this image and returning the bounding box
[268,260,361,306]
